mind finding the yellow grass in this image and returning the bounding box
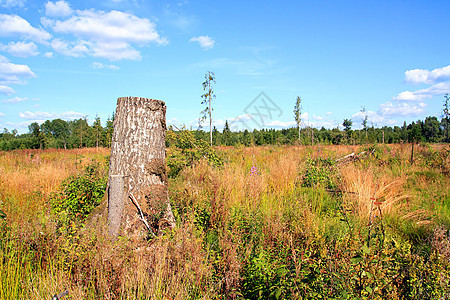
[0,144,448,298]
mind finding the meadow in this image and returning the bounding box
[0,143,449,299]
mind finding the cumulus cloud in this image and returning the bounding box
[0,14,51,44]
[90,41,141,60]
[91,61,119,70]
[380,101,426,116]
[0,85,14,95]
[50,38,89,57]
[393,90,429,101]
[386,65,450,119]
[19,110,84,120]
[266,120,296,128]
[224,111,338,131]
[0,55,35,95]
[45,0,73,18]
[404,65,450,84]
[190,35,214,50]
[351,110,396,127]
[0,58,35,84]
[0,41,39,57]
[42,9,167,61]
[0,0,26,8]
[394,82,450,102]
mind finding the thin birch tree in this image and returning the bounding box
[294,96,302,144]
[200,71,216,146]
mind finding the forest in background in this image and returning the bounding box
[0,114,448,151]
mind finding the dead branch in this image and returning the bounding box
[129,193,156,237]
[335,151,368,164]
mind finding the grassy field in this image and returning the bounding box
[0,144,449,299]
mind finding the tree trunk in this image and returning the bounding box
[108,97,175,238]
[209,98,212,146]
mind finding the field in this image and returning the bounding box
[0,144,449,299]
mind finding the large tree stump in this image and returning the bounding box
[108,97,174,238]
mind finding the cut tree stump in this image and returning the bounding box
[108,97,175,238]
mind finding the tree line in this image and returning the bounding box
[185,115,448,147]
[0,116,114,151]
[0,115,448,151]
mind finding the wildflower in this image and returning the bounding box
[250,165,260,176]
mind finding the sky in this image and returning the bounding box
[0,0,449,133]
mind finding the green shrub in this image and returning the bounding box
[302,157,339,190]
[51,160,107,226]
[166,129,223,178]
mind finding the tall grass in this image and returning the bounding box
[0,144,449,298]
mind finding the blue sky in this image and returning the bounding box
[0,0,449,133]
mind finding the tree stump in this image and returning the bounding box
[108,97,174,238]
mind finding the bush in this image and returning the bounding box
[51,160,107,226]
[166,129,223,178]
[302,157,339,190]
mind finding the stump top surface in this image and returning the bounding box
[118,97,164,104]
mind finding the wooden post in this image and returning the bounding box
[108,97,174,238]
[108,174,125,237]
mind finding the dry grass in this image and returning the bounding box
[0,144,448,298]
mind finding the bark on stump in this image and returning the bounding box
[108,97,174,238]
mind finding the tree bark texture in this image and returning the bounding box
[108,97,174,238]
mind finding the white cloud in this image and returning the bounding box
[50,38,89,57]
[0,55,35,95]
[190,35,214,50]
[0,14,51,44]
[0,112,4,117]
[266,120,296,128]
[312,114,324,121]
[44,51,53,58]
[47,10,167,44]
[393,90,429,101]
[45,1,73,18]
[224,112,339,131]
[91,61,119,70]
[0,41,39,57]
[91,41,141,61]
[404,65,450,84]
[380,101,426,116]
[0,59,35,84]
[388,65,450,119]
[352,110,393,126]
[0,85,14,95]
[42,9,167,61]
[394,82,450,101]
[0,0,26,8]
[416,82,450,96]
[19,110,84,120]
[2,96,28,103]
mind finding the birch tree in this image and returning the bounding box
[294,96,302,144]
[200,71,216,146]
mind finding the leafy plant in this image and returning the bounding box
[166,128,223,177]
[302,157,339,190]
[51,159,107,225]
